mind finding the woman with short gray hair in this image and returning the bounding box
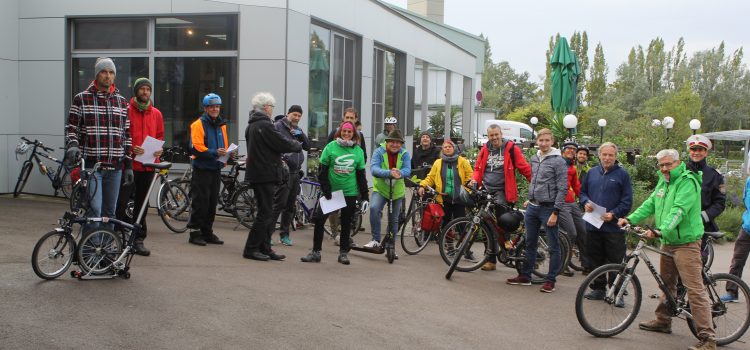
[250,92,276,115]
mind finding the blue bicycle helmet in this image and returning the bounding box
[202,93,222,107]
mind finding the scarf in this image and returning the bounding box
[336,138,355,147]
[133,97,151,112]
[440,153,462,203]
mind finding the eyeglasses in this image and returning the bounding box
[266,104,275,108]
[657,160,677,169]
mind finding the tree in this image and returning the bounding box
[645,38,666,94]
[586,42,608,107]
[428,107,462,139]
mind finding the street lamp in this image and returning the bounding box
[689,119,701,135]
[530,116,539,137]
[663,116,675,138]
[598,118,607,144]
[563,114,578,139]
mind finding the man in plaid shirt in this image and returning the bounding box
[66,57,133,226]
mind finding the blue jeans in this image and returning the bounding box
[85,168,122,231]
[369,192,403,242]
[522,204,561,283]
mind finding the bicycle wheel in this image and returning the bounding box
[438,217,490,272]
[232,184,257,229]
[13,161,33,197]
[400,208,431,255]
[531,229,570,278]
[702,241,715,270]
[59,168,73,199]
[69,182,81,211]
[386,237,396,264]
[687,273,750,346]
[31,230,76,280]
[575,263,642,337]
[77,228,122,275]
[158,180,190,233]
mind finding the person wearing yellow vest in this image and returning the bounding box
[418,139,472,227]
[365,129,412,248]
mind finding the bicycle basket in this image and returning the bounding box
[420,203,444,232]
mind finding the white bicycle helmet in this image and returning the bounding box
[15,141,29,155]
[384,116,398,124]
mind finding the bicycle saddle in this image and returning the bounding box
[704,231,725,239]
[143,162,172,170]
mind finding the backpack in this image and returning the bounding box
[420,203,445,232]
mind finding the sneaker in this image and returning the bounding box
[584,289,605,300]
[364,240,380,249]
[338,252,350,265]
[300,250,321,263]
[481,262,496,271]
[464,251,477,262]
[280,236,293,246]
[720,293,739,303]
[506,275,532,286]
[615,296,625,308]
[688,338,716,350]
[540,281,555,293]
[638,319,672,334]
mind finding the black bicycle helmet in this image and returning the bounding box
[499,211,523,232]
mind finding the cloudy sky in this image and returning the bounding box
[382,0,749,83]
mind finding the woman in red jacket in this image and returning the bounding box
[469,124,531,270]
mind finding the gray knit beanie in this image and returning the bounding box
[94,57,116,76]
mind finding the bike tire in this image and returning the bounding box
[400,208,431,255]
[59,168,73,199]
[687,272,750,346]
[77,228,122,275]
[232,183,257,229]
[157,180,190,233]
[575,263,642,338]
[13,161,33,197]
[348,213,363,238]
[31,230,76,280]
[386,239,395,264]
[702,241,715,270]
[438,217,490,273]
[531,229,571,278]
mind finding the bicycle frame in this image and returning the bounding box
[16,137,73,197]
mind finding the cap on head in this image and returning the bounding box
[687,135,712,151]
[95,57,116,76]
[202,93,222,107]
[288,105,303,115]
[384,129,404,143]
[132,77,152,96]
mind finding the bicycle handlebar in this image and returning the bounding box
[20,137,54,152]
[622,224,661,238]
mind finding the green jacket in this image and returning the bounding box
[627,162,704,246]
[371,145,412,200]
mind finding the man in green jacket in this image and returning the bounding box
[618,149,715,350]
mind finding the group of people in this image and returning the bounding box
[64,57,750,350]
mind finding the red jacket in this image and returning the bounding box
[472,140,531,203]
[565,163,581,203]
[128,98,164,172]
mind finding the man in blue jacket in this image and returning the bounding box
[579,142,633,301]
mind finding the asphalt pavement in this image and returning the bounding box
[0,195,747,349]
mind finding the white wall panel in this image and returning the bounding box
[285,10,310,64]
[285,60,308,128]
[20,0,172,18]
[19,18,65,61]
[237,59,285,145]
[0,60,20,135]
[0,0,19,60]
[172,0,240,14]
[238,6,286,60]
[19,61,66,136]
[1,136,9,193]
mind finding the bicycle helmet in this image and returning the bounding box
[498,211,523,232]
[15,141,29,155]
[202,93,222,107]
[456,186,476,207]
[384,116,398,124]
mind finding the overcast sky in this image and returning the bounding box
[382,0,749,83]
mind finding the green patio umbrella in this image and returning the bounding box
[550,37,580,116]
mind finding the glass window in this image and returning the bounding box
[155,57,238,153]
[156,16,237,51]
[73,20,148,50]
[372,47,396,148]
[71,57,148,101]
[308,24,331,146]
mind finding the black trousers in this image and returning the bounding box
[587,230,627,290]
[312,196,357,252]
[441,200,466,228]
[272,170,301,237]
[487,204,510,264]
[115,171,153,240]
[728,230,750,294]
[244,181,276,254]
[187,168,220,236]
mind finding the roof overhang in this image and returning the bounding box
[698,130,750,141]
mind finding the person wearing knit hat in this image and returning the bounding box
[114,76,164,256]
[411,130,440,179]
[66,56,133,236]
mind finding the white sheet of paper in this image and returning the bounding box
[134,136,165,165]
[319,190,346,214]
[218,143,239,163]
[582,201,608,229]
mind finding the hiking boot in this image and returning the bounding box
[133,239,151,256]
[540,281,555,293]
[189,231,207,246]
[280,235,293,246]
[300,250,321,263]
[204,234,224,245]
[584,289,605,300]
[688,338,716,350]
[481,262,496,271]
[638,319,672,334]
[338,252,350,265]
[506,275,531,286]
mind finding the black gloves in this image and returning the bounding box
[123,169,134,186]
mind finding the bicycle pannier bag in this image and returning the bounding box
[420,203,445,232]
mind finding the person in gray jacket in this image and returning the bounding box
[507,128,568,293]
[271,105,310,246]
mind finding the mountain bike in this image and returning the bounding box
[14,137,75,198]
[399,177,439,255]
[575,225,750,346]
[439,186,570,280]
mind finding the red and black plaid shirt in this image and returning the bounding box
[66,81,132,169]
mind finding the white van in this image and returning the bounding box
[477,120,535,145]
